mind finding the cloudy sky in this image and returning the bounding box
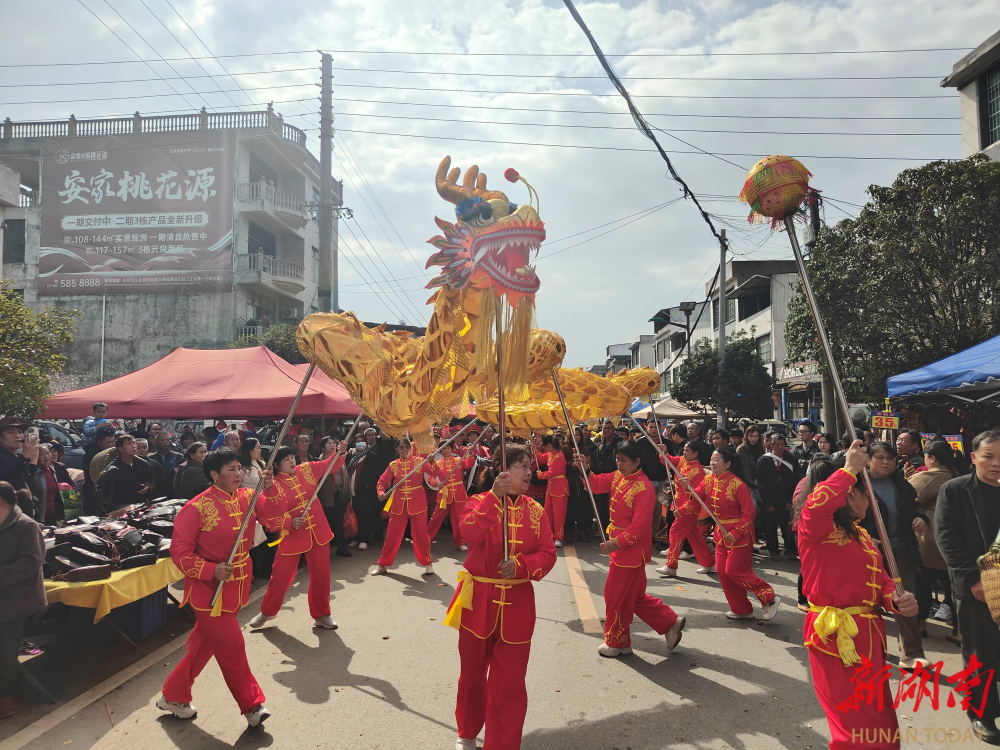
[3,0,997,366]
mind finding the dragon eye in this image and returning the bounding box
[464,206,495,228]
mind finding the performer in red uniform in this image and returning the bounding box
[581,441,685,657]
[525,432,548,503]
[249,444,346,630]
[536,434,569,547]
[158,448,280,727]
[444,444,556,750]
[655,440,715,577]
[705,445,780,621]
[427,430,477,550]
[373,439,434,575]
[797,442,918,749]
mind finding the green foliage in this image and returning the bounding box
[785,156,1000,404]
[228,323,306,364]
[671,329,775,421]
[0,281,79,419]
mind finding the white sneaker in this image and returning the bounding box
[598,643,633,657]
[244,704,271,728]
[358,542,368,550]
[459,544,468,551]
[554,540,563,548]
[665,616,686,651]
[761,596,781,622]
[654,565,677,577]
[455,738,477,750]
[314,615,338,629]
[899,657,933,671]
[726,610,755,620]
[696,565,716,574]
[348,541,359,548]
[371,565,387,576]
[423,565,435,576]
[659,547,671,557]
[679,551,694,560]
[156,693,196,719]
[248,612,275,629]
[934,603,953,622]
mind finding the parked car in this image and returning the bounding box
[34,419,85,470]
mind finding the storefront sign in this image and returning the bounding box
[39,132,235,296]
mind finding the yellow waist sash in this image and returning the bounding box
[547,475,565,479]
[717,517,742,524]
[443,569,528,630]
[809,603,875,666]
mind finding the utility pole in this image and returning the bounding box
[319,53,336,312]
[717,229,727,429]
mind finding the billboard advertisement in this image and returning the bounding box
[39,132,235,296]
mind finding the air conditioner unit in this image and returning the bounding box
[281,308,297,319]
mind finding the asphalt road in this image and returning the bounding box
[2,534,971,750]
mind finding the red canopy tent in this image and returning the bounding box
[43,346,357,419]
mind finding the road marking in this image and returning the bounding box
[0,585,269,750]
[561,545,603,635]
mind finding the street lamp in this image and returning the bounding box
[679,301,697,357]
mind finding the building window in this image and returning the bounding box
[757,332,772,365]
[246,291,277,323]
[660,372,669,393]
[672,335,684,353]
[312,246,320,284]
[739,288,771,320]
[712,297,736,329]
[249,153,278,185]
[2,219,25,264]
[986,65,1000,148]
[248,221,276,257]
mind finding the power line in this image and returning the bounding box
[339,218,426,323]
[337,235,411,322]
[0,67,319,88]
[333,127,952,162]
[537,199,683,260]
[332,110,958,137]
[4,83,314,106]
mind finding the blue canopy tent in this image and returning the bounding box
[888,334,1000,406]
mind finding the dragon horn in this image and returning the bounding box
[474,172,509,203]
[436,156,475,205]
[463,165,480,190]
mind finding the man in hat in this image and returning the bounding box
[0,417,40,515]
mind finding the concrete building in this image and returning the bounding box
[650,302,711,398]
[583,364,608,377]
[629,334,655,371]
[605,343,632,375]
[0,108,343,388]
[941,30,1000,160]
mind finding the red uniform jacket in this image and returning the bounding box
[378,454,428,515]
[799,468,897,662]
[172,483,280,613]
[537,450,568,498]
[663,454,706,516]
[589,469,655,567]
[432,453,476,507]
[452,491,557,644]
[703,470,755,548]
[259,456,342,555]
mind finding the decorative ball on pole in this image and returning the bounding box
[738,155,815,229]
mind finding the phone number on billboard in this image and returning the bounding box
[52,278,103,288]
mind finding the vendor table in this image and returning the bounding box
[44,558,184,648]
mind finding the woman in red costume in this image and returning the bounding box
[427,430,477,550]
[250,443,346,630]
[444,444,556,750]
[654,439,715,578]
[580,440,686,657]
[536,434,568,547]
[158,447,281,727]
[373,439,434,575]
[796,441,918,750]
[705,445,780,621]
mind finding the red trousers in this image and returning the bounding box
[260,541,331,619]
[544,493,567,541]
[456,627,531,750]
[809,648,899,749]
[716,541,775,615]
[603,563,677,648]
[378,511,432,567]
[162,610,264,715]
[428,501,466,547]
[666,511,714,569]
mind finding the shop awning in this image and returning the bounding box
[888,334,1000,404]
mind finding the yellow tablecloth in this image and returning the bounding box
[45,557,183,624]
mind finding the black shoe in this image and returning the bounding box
[972,720,1000,745]
[336,549,352,557]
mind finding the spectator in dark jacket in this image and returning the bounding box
[790,420,820,475]
[81,429,115,514]
[637,419,667,483]
[896,429,925,476]
[936,430,1000,743]
[591,421,621,531]
[46,441,73,487]
[29,444,63,525]
[174,442,211,500]
[756,433,798,560]
[866,440,930,671]
[96,434,154,512]
[0,418,40,513]
[148,433,184,498]
[667,424,686,457]
[0,481,46,719]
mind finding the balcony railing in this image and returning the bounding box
[235,253,304,281]
[19,189,35,207]
[236,325,265,340]
[237,181,306,214]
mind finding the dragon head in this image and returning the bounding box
[425,156,545,307]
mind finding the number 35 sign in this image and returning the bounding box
[871,412,901,430]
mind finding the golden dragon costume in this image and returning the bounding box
[296,157,657,449]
